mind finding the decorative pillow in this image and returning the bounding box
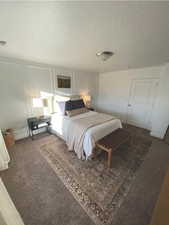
[65,99,85,111]
[66,107,89,117]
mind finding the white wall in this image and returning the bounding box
[96,65,169,138]
[2,57,169,140]
[0,59,98,139]
[52,68,98,105]
[151,63,169,138]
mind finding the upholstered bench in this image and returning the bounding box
[96,128,131,168]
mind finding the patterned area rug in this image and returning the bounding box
[38,127,152,225]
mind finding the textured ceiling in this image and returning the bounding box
[0,1,169,72]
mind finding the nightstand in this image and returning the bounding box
[27,116,51,140]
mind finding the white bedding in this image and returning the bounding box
[51,111,122,159]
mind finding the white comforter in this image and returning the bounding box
[51,111,122,159]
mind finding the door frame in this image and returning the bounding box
[126,77,159,130]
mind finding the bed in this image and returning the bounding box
[50,104,122,159]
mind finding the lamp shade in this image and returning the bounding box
[32,98,43,108]
[82,95,91,107]
[84,95,91,102]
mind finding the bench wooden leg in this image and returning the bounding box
[108,149,112,168]
[92,147,97,159]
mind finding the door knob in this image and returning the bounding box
[128,104,131,107]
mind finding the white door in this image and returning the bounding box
[127,79,158,130]
[0,179,25,225]
[0,130,10,171]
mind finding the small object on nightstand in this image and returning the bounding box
[2,129,15,149]
[27,115,51,140]
[87,107,94,111]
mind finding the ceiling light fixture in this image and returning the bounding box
[96,51,114,61]
[0,41,7,46]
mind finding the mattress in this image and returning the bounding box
[50,111,122,159]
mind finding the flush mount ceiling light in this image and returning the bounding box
[96,51,114,61]
[0,41,7,46]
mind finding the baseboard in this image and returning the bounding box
[14,127,47,141]
[13,127,29,140]
[150,130,163,139]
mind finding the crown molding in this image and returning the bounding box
[0,56,98,75]
[0,56,54,70]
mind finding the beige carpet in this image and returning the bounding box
[38,130,152,225]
